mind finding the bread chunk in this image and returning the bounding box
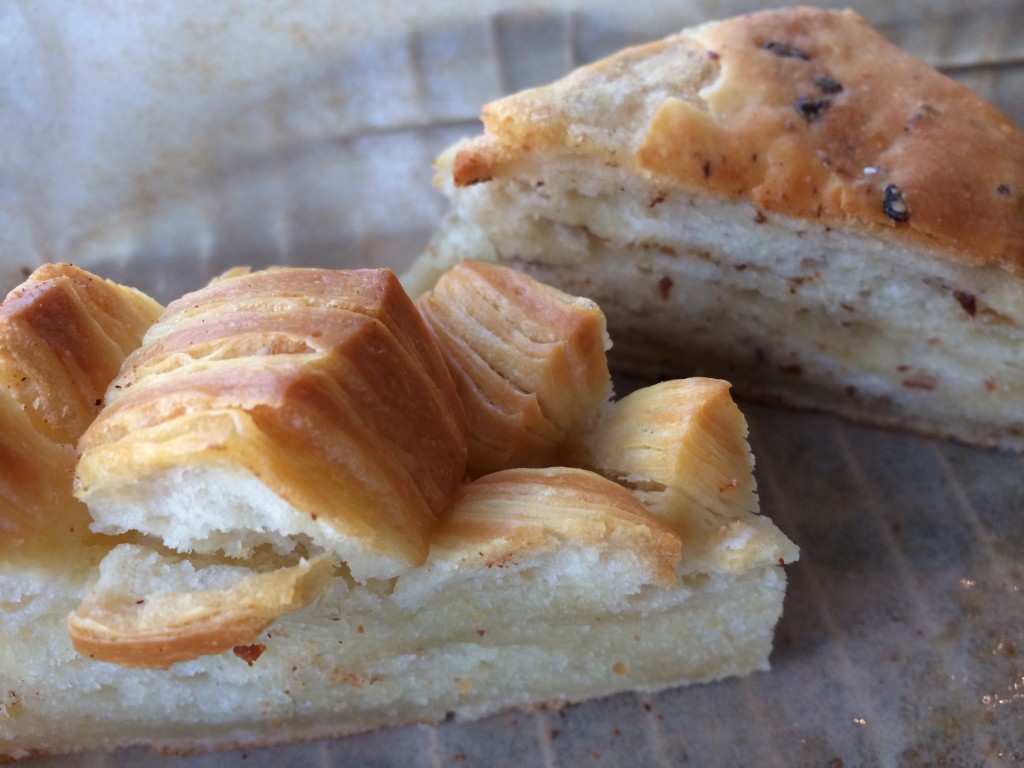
[67,545,335,668]
[0,264,161,546]
[418,260,611,476]
[75,267,469,581]
[407,6,1024,450]
[0,263,796,760]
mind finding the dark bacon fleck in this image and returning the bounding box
[997,184,1011,196]
[233,644,267,666]
[658,276,674,300]
[796,97,831,122]
[815,74,843,94]
[902,375,937,391]
[883,185,909,222]
[762,41,810,60]
[953,291,977,317]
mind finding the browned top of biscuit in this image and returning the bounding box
[452,7,1024,274]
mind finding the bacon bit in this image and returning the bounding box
[953,291,977,317]
[815,74,843,94]
[476,629,486,637]
[233,644,267,666]
[883,185,909,222]
[333,671,370,687]
[649,194,666,208]
[702,161,712,178]
[984,380,996,392]
[902,375,937,391]
[612,661,628,676]
[310,513,318,521]
[753,210,766,224]
[708,50,720,60]
[657,275,674,300]
[763,40,810,60]
[795,96,831,122]
[719,478,738,493]
[357,625,364,634]
[996,184,1011,196]
[94,398,102,407]
[840,302,855,312]
[779,557,786,566]
[135,599,145,605]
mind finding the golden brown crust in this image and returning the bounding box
[417,261,611,476]
[432,466,682,586]
[0,265,161,544]
[1,264,163,443]
[452,7,1024,274]
[581,378,757,524]
[67,550,334,669]
[75,268,468,572]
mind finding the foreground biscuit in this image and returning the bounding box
[408,6,1024,450]
[0,264,796,760]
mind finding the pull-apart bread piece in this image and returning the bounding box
[417,259,612,476]
[1,264,796,760]
[408,6,1024,450]
[0,264,161,547]
[75,267,469,581]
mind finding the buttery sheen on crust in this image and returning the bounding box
[418,260,611,476]
[448,7,1023,272]
[75,268,469,580]
[409,6,1024,449]
[0,265,161,545]
[67,548,335,669]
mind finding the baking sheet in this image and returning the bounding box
[6,0,1024,764]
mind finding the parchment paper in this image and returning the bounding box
[6,1,1022,764]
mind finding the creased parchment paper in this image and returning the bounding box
[3,1,1022,765]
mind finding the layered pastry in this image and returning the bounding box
[0,263,796,760]
[407,6,1024,450]
[0,264,161,549]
